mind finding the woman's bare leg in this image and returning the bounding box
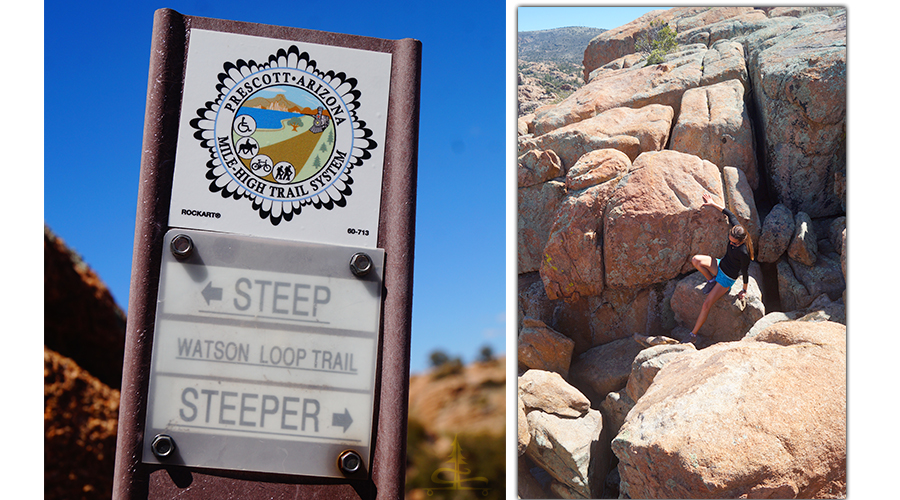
[691,254,717,281]
[691,283,730,335]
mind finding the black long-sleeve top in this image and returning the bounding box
[719,208,751,285]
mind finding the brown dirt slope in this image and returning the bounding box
[44,347,120,500]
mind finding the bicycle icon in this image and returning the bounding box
[250,155,273,175]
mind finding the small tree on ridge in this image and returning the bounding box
[635,20,678,66]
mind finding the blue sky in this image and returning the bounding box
[42,0,505,375]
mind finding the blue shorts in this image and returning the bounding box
[715,258,737,289]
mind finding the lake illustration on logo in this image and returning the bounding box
[233,87,335,185]
[190,45,378,225]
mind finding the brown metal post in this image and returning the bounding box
[113,8,420,499]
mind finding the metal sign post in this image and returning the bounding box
[114,8,420,499]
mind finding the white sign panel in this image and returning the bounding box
[143,229,384,477]
[169,29,392,247]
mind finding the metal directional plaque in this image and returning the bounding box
[143,229,384,478]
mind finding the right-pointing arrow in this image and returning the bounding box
[332,408,353,432]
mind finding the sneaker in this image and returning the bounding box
[680,332,697,344]
[701,279,716,295]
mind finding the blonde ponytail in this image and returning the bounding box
[745,230,755,261]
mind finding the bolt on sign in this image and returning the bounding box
[113,9,420,500]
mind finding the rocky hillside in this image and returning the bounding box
[518,27,606,64]
[517,60,582,115]
[517,27,604,115]
[45,226,126,389]
[406,358,505,500]
[44,226,125,500]
[45,347,120,500]
[517,7,846,498]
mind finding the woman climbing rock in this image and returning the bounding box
[687,193,754,342]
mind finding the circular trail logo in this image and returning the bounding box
[190,46,378,225]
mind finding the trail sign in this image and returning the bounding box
[143,229,384,477]
[114,8,419,500]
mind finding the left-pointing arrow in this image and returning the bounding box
[202,281,223,305]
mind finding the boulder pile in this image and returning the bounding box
[613,321,846,499]
[518,7,846,498]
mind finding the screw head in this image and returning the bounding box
[349,252,372,277]
[338,450,363,475]
[170,234,194,259]
[151,434,176,459]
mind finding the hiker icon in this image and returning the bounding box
[273,162,296,184]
